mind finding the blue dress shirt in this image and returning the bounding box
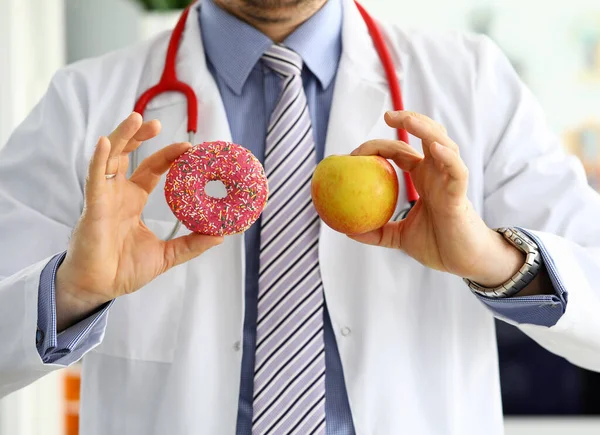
[37,1,567,433]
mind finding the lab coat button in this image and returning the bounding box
[341,327,351,337]
[233,341,241,351]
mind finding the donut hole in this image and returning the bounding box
[204,180,228,199]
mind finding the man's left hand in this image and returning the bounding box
[350,110,524,288]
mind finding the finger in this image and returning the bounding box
[384,110,447,137]
[163,233,224,270]
[123,119,162,154]
[350,139,423,172]
[347,221,404,249]
[105,112,144,175]
[130,142,192,194]
[85,136,111,200]
[430,141,469,181]
[118,119,162,176]
[384,111,459,154]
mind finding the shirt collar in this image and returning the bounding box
[199,0,342,95]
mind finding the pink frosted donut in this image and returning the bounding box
[164,141,269,236]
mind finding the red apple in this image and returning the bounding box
[311,154,399,235]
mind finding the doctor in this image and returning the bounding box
[1,0,600,433]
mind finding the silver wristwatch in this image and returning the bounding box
[464,227,542,298]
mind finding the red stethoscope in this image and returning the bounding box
[133,1,419,239]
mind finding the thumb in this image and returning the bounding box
[163,233,224,270]
[347,221,404,249]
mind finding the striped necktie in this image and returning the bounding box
[252,44,326,435]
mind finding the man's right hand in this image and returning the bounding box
[55,113,223,331]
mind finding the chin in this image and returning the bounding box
[216,0,324,27]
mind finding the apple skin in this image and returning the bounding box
[311,154,399,235]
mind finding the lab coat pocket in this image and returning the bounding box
[92,219,188,363]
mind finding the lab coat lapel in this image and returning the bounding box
[324,0,409,156]
[135,1,232,146]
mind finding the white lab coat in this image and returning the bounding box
[1,1,600,434]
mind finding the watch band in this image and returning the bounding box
[464,227,542,298]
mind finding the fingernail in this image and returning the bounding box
[385,111,398,119]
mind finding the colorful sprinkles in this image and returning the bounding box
[164,141,269,236]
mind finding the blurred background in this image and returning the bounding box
[0,0,599,434]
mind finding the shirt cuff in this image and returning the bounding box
[473,229,568,327]
[37,251,112,364]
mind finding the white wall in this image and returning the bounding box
[0,0,66,146]
[65,0,142,64]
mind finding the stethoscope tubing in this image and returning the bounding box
[132,1,418,240]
